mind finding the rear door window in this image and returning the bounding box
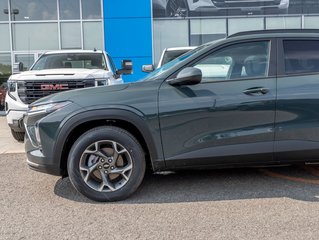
[283,40,319,75]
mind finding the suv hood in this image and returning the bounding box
[32,83,130,106]
[10,68,112,81]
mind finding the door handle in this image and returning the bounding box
[243,87,269,96]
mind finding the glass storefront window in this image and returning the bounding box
[153,20,189,64]
[190,19,227,46]
[14,54,35,71]
[59,0,80,20]
[266,16,301,29]
[0,0,8,21]
[0,24,10,51]
[83,22,103,50]
[12,23,59,51]
[82,0,101,19]
[61,22,81,49]
[228,18,264,35]
[304,16,319,29]
[0,53,11,75]
[10,0,57,21]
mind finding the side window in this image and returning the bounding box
[283,40,319,75]
[193,41,270,82]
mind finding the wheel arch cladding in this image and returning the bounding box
[55,109,161,175]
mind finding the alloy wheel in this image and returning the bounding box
[79,140,133,192]
[166,0,188,17]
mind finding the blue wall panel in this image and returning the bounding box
[103,0,153,82]
[104,0,151,18]
[105,18,152,58]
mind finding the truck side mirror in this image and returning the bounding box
[142,64,154,73]
[12,62,24,74]
[116,60,133,75]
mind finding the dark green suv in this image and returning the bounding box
[25,29,319,201]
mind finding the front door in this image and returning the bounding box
[159,40,277,168]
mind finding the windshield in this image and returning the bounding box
[141,44,209,81]
[31,53,107,70]
[161,49,194,66]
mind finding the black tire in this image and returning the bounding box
[11,129,25,142]
[67,126,146,202]
[165,0,189,17]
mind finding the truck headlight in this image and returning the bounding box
[28,101,71,115]
[95,78,108,86]
[8,81,16,92]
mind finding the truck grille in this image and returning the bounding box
[211,0,281,8]
[17,79,95,104]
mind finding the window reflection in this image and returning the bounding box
[0,24,10,51]
[0,54,11,75]
[82,0,101,19]
[10,0,57,21]
[12,23,59,50]
[0,0,8,21]
[61,22,81,49]
[83,22,103,50]
[59,0,80,20]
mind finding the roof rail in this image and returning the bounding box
[228,29,319,38]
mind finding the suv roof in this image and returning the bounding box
[228,29,319,38]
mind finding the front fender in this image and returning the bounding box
[53,108,165,172]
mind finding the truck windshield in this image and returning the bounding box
[31,53,107,70]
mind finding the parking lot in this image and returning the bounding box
[1,117,319,239]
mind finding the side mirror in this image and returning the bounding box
[116,60,133,75]
[12,62,24,74]
[167,67,202,86]
[142,64,154,73]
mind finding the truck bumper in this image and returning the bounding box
[5,93,28,132]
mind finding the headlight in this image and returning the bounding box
[7,81,16,92]
[28,101,71,115]
[95,78,108,86]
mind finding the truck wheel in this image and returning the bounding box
[11,129,25,142]
[67,126,146,202]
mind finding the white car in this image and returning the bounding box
[5,50,132,141]
[163,0,289,17]
[142,46,196,72]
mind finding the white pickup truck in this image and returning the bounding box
[5,50,132,141]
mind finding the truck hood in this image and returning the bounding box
[10,68,112,81]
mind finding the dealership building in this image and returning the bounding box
[0,0,319,85]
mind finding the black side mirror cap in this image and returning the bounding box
[116,60,133,75]
[167,67,202,86]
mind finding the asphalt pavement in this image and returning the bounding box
[1,117,319,240]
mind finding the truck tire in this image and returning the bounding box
[67,126,146,202]
[11,129,25,142]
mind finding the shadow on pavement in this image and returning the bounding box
[54,166,319,204]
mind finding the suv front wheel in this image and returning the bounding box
[67,126,146,202]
